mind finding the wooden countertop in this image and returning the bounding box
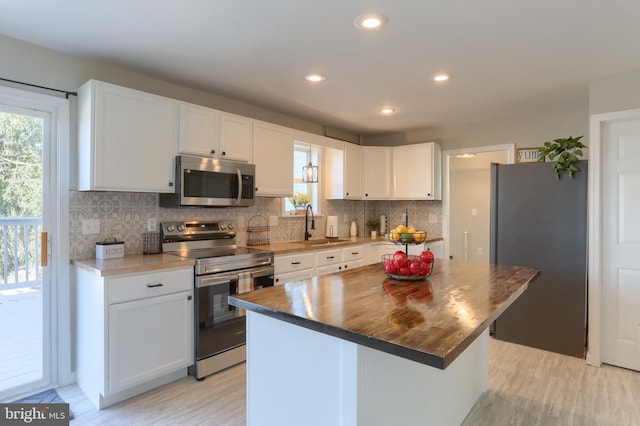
[71,254,195,277]
[259,236,443,255]
[230,261,539,369]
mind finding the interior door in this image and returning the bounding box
[0,103,52,399]
[602,119,640,371]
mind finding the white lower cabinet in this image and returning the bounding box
[274,252,315,285]
[75,266,194,409]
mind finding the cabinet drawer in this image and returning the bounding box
[341,246,364,262]
[315,249,342,267]
[107,267,193,304]
[275,269,315,286]
[275,252,315,274]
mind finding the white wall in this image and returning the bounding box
[449,151,508,262]
[589,69,640,115]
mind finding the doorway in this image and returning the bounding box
[0,85,70,401]
[442,145,514,262]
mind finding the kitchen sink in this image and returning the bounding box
[294,238,351,246]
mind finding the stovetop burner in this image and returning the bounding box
[161,220,274,275]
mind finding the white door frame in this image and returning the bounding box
[587,107,640,367]
[442,144,515,260]
[0,85,72,389]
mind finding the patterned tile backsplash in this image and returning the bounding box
[69,191,442,259]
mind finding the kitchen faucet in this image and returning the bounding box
[304,204,315,240]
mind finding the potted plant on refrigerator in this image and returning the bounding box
[537,135,586,179]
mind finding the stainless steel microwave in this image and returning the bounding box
[159,155,255,208]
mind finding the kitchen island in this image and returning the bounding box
[230,261,539,426]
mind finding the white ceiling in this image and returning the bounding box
[1,0,640,136]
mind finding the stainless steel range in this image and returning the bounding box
[161,221,274,379]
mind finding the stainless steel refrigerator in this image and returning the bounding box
[489,161,588,358]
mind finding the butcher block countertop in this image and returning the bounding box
[230,261,539,369]
[71,254,195,277]
[261,235,443,255]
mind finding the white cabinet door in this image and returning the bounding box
[178,102,218,157]
[344,143,363,199]
[274,252,315,275]
[253,120,294,197]
[393,142,442,200]
[77,79,178,192]
[219,112,253,162]
[275,269,315,286]
[362,147,392,199]
[108,290,193,393]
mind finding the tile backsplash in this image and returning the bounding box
[69,191,442,259]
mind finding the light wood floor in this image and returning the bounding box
[56,338,640,425]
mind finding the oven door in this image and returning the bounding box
[195,272,245,359]
[249,265,275,290]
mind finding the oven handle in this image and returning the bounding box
[236,169,242,205]
[196,272,239,289]
[248,265,275,278]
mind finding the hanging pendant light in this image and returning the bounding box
[302,143,318,183]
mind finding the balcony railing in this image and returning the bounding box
[0,217,42,291]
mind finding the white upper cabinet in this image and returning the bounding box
[344,143,363,199]
[178,106,252,162]
[253,120,293,197]
[362,147,393,199]
[324,142,363,200]
[177,102,218,157]
[218,112,253,162]
[392,142,442,200]
[77,79,178,192]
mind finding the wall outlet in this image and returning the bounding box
[148,218,157,232]
[269,216,278,227]
[428,214,438,223]
[82,219,100,235]
[401,213,407,223]
[238,215,245,228]
[344,213,349,222]
[471,208,478,216]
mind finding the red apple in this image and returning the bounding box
[399,267,410,276]
[384,262,399,275]
[393,250,407,260]
[409,259,423,275]
[419,250,435,263]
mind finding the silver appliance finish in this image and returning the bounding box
[161,220,274,379]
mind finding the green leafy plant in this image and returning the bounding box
[366,218,380,231]
[538,135,586,179]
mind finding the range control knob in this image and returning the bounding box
[166,225,175,232]
[227,224,234,230]
[177,225,185,232]
[220,224,227,230]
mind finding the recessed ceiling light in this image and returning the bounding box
[433,73,450,82]
[304,73,327,82]
[380,107,396,115]
[354,13,388,30]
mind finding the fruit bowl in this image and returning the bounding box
[388,230,427,244]
[381,254,434,281]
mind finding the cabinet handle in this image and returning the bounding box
[291,261,301,265]
[187,295,192,301]
[147,283,163,288]
[352,252,359,255]
[326,256,335,260]
[169,182,174,187]
[222,151,226,156]
[212,149,216,154]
